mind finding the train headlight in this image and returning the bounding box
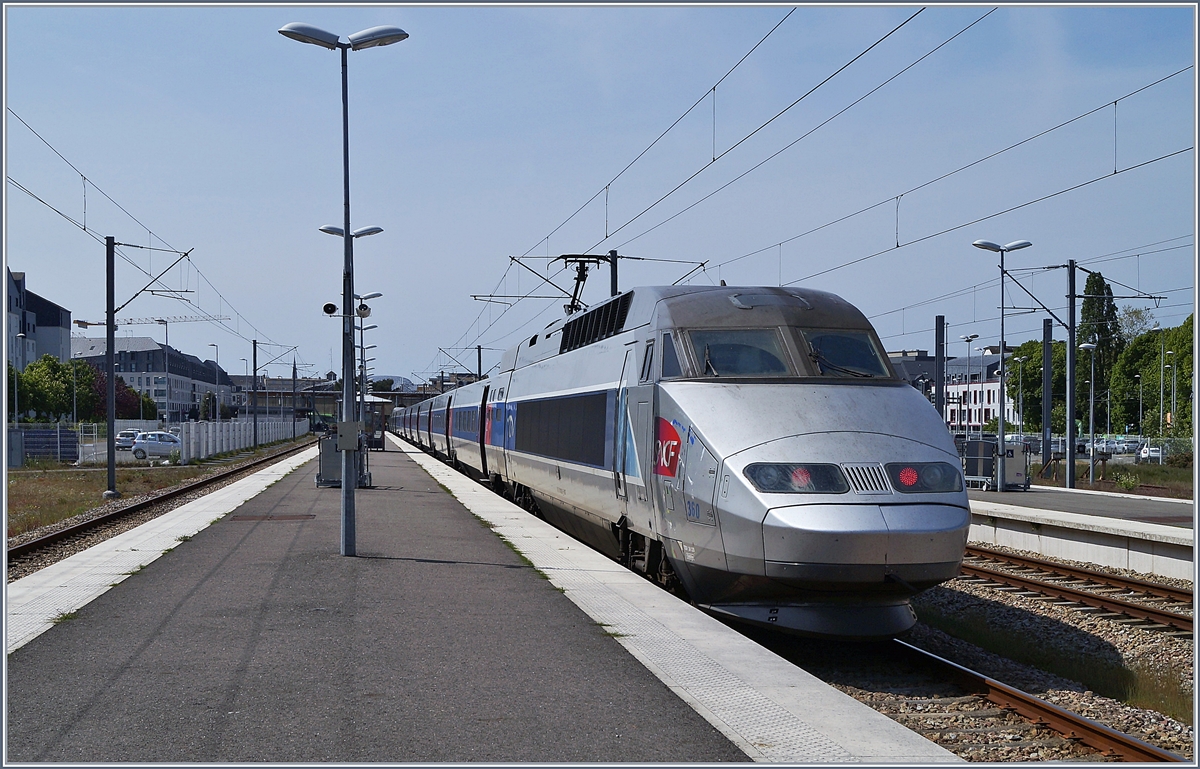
[884,462,962,493]
[743,463,849,494]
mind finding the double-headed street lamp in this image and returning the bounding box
[281,21,408,558]
[1079,342,1097,483]
[973,239,1032,493]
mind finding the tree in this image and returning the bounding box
[1108,314,1191,438]
[1117,305,1155,345]
[371,378,395,393]
[89,366,145,420]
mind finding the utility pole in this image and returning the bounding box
[934,315,945,423]
[103,236,119,499]
[1065,260,1077,489]
[1041,319,1053,463]
[252,340,258,448]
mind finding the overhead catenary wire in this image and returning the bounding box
[6,110,307,366]
[707,65,1193,277]
[522,6,799,260]
[586,8,928,253]
[449,8,936,368]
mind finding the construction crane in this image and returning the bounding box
[73,314,230,329]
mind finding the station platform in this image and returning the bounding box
[969,485,1194,528]
[5,437,959,763]
[967,486,1193,580]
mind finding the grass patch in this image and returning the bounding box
[176,534,192,542]
[122,565,146,576]
[1031,461,1192,498]
[51,610,79,624]
[6,465,211,538]
[915,602,1193,725]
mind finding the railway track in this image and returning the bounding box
[894,639,1185,762]
[739,626,1186,762]
[960,545,1193,636]
[7,437,318,567]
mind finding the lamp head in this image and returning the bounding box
[348,25,409,50]
[279,22,341,50]
[356,291,383,300]
[1079,343,1097,351]
[351,226,383,238]
[319,225,344,237]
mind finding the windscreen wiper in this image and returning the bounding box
[809,350,873,377]
[704,345,720,376]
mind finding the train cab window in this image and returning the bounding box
[639,340,654,383]
[798,329,890,378]
[688,328,792,376]
[661,333,683,379]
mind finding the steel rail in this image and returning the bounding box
[895,640,1186,762]
[959,562,1192,633]
[966,544,1193,603]
[7,437,318,561]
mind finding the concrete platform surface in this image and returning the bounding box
[5,439,959,763]
[969,485,1194,528]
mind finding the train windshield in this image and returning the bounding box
[688,329,792,376]
[798,329,890,378]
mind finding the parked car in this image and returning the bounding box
[132,431,182,460]
[1136,443,1164,464]
[114,430,140,451]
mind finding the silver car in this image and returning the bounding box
[132,431,182,460]
[114,430,140,451]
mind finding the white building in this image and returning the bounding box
[943,351,1023,435]
[7,268,71,371]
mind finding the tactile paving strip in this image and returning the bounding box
[394,438,950,763]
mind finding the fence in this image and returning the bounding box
[7,423,79,465]
[178,419,309,464]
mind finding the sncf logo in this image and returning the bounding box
[654,418,682,477]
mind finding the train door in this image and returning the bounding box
[444,395,454,458]
[613,350,633,500]
[680,430,726,569]
[477,385,490,478]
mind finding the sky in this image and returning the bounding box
[4,4,1196,386]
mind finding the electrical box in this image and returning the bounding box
[336,421,359,451]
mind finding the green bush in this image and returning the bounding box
[1166,451,1192,469]
[1111,471,1140,491]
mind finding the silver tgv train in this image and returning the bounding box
[397,286,970,638]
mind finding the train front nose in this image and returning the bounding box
[705,435,970,638]
[760,499,969,591]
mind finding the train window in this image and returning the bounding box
[798,329,889,378]
[640,340,654,382]
[661,333,682,378]
[688,329,791,376]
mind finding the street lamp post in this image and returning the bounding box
[1165,350,1175,432]
[208,343,220,426]
[1013,355,1027,437]
[281,21,408,557]
[959,334,978,435]
[973,238,1032,493]
[1080,343,1097,483]
[155,318,171,424]
[1153,322,1163,436]
[13,332,25,426]
[1135,373,1142,437]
